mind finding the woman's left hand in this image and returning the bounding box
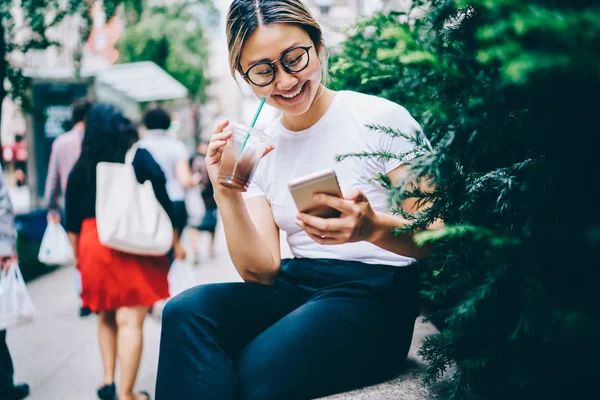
[0,255,17,271]
[295,190,379,245]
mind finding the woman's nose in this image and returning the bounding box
[275,68,299,92]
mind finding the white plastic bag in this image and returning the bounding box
[0,262,36,330]
[168,259,198,297]
[38,222,74,266]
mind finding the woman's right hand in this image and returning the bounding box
[205,120,233,187]
[206,120,275,193]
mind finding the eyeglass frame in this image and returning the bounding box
[241,45,313,87]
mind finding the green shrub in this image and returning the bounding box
[330,1,600,399]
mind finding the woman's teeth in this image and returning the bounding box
[281,83,304,99]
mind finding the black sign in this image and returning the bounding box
[32,81,90,200]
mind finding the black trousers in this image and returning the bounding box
[155,258,419,400]
[0,330,14,390]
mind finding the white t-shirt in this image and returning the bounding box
[139,130,189,201]
[243,91,423,267]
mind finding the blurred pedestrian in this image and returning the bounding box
[188,140,218,260]
[43,98,93,318]
[65,104,185,400]
[139,107,201,248]
[0,164,29,400]
[11,135,27,188]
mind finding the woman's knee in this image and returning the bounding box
[115,306,147,328]
[161,284,223,330]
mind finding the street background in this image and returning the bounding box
[6,221,242,400]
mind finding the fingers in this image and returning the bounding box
[306,232,342,245]
[213,119,229,134]
[209,130,233,143]
[296,213,346,232]
[344,189,367,202]
[207,130,232,160]
[313,194,359,214]
[0,257,14,271]
[295,218,344,238]
[262,145,275,158]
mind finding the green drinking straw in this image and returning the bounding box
[236,97,266,160]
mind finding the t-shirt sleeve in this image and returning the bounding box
[375,104,424,174]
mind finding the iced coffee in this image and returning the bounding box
[218,122,270,191]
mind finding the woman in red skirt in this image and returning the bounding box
[65,104,186,400]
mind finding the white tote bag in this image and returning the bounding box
[0,262,36,330]
[96,145,173,256]
[38,222,74,266]
[168,259,198,297]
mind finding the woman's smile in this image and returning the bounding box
[275,81,308,105]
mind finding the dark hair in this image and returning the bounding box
[226,0,327,79]
[72,98,93,124]
[71,103,138,185]
[143,107,171,130]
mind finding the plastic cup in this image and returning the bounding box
[217,122,270,192]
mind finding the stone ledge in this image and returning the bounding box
[318,318,447,400]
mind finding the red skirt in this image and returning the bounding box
[78,218,170,312]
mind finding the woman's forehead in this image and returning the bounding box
[240,24,311,67]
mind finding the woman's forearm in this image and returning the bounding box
[176,160,200,189]
[368,211,443,259]
[215,191,279,284]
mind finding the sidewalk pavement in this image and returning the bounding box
[7,226,239,400]
[7,225,440,400]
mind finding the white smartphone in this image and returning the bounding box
[288,169,343,218]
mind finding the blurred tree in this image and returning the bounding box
[117,1,213,104]
[0,0,143,153]
[330,0,600,399]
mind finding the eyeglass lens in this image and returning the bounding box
[247,47,310,86]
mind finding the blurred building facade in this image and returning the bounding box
[2,1,199,210]
[2,0,119,148]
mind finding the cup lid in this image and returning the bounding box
[226,121,270,143]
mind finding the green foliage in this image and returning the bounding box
[1,0,87,108]
[104,0,144,22]
[0,1,139,111]
[117,1,212,102]
[330,0,600,399]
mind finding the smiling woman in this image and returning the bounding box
[227,0,332,131]
[155,1,434,399]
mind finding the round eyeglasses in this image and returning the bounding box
[242,46,313,87]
